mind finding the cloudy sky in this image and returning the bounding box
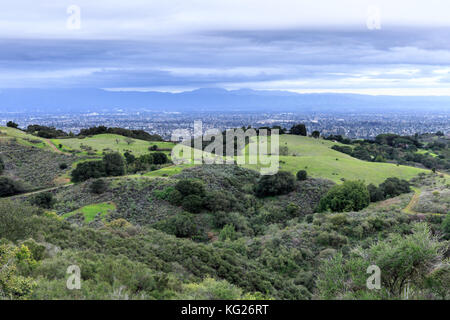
[1,0,450,95]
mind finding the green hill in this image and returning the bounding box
[52,134,175,156]
[241,135,429,185]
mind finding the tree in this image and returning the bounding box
[378,177,410,199]
[367,184,385,202]
[219,224,237,241]
[71,160,106,182]
[318,180,370,212]
[103,152,125,176]
[59,163,68,170]
[149,145,158,151]
[181,194,204,213]
[290,124,307,136]
[151,152,169,165]
[442,214,450,240]
[124,137,135,145]
[0,157,4,175]
[0,244,36,299]
[255,171,296,197]
[0,177,24,197]
[311,131,320,139]
[296,170,308,181]
[6,121,18,129]
[30,192,56,209]
[90,179,108,194]
[175,179,205,197]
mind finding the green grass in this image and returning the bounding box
[52,134,175,157]
[62,202,116,223]
[143,163,197,177]
[416,149,438,157]
[241,135,430,185]
[0,126,52,151]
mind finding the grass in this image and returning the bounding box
[62,202,116,223]
[241,135,430,185]
[0,126,53,151]
[416,149,438,157]
[52,134,175,157]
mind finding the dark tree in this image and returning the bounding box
[0,157,4,175]
[318,180,370,212]
[103,153,125,176]
[149,145,158,151]
[90,179,108,194]
[71,160,106,182]
[367,184,385,202]
[296,170,308,181]
[31,192,56,209]
[151,152,169,165]
[175,179,205,197]
[59,163,68,170]
[181,195,204,213]
[290,124,307,136]
[311,131,320,139]
[0,177,24,197]
[6,121,18,129]
[255,171,296,197]
[378,177,410,199]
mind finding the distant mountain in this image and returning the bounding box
[1,88,449,113]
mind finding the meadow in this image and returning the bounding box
[52,134,175,156]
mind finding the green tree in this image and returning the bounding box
[367,184,385,202]
[181,194,203,213]
[0,157,4,175]
[30,192,55,209]
[0,177,24,197]
[90,179,108,194]
[311,131,320,138]
[175,179,205,197]
[378,177,410,199]
[71,160,106,182]
[296,170,308,181]
[6,121,18,128]
[318,180,370,212]
[290,124,307,136]
[103,152,125,177]
[255,171,296,197]
[151,152,169,165]
[219,224,237,241]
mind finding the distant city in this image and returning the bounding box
[1,111,448,140]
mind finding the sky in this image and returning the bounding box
[1,0,450,95]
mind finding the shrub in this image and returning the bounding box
[167,189,183,206]
[255,171,296,197]
[219,224,237,241]
[103,152,125,177]
[30,192,56,209]
[443,214,450,240]
[154,213,198,238]
[151,152,169,165]
[149,145,158,151]
[90,179,108,194]
[290,124,307,136]
[318,180,370,212]
[6,121,18,128]
[59,163,68,170]
[0,177,24,197]
[181,195,204,213]
[175,179,205,197]
[367,184,385,202]
[296,170,308,181]
[379,177,410,198]
[0,157,4,175]
[71,160,106,182]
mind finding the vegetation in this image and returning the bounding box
[318,180,370,212]
[255,171,296,197]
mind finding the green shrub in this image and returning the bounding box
[255,171,296,197]
[103,152,125,177]
[0,177,24,197]
[296,170,308,181]
[71,160,106,182]
[175,179,205,197]
[59,163,68,170]
[318,180,370,212]
[219,224,237,241]
[90,179,108,194]
[30,192,56,209]
[181,195,203,213]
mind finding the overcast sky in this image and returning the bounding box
[1,0,450,95]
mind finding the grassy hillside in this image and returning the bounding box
[242,135,429,185]
[0,126,56,152]
[52,134,175,156]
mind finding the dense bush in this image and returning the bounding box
[79,126,163,141]
[0,177,24,197]
[296,170,308,181]
[175,179,205,197]
[71,160,106,182]
[290,123,307,136]
[378,177,411,198]
[6,121,19,128]
[318,180,370,212]
[90,179,108,194]
[255,171,296,197]
[30,192,56,209]
[0,157,4,174]
[151,152,169,165]
[103,152,125,177]
[181,195,204,213]
[59,163,68,170]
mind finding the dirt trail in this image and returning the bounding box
[43,139,71,155]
